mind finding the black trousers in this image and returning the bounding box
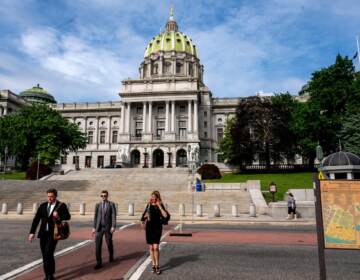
[40,232,58,276]
[95,227,113,264]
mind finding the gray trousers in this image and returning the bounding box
[95,227,114,264]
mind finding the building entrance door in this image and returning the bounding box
[153,149,164,167]
[85,156,92,168]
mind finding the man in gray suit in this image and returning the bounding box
[92,190,117,269]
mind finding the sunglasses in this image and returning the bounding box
[100,195,108,197]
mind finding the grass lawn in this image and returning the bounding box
[1,172,26,180]
[206,172,313,202]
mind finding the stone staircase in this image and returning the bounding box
[0,168,252,216]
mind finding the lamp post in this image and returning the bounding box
[4,146,8,173]
[143,148,148,168]
[36,154,40,180]
[188,145,199,223]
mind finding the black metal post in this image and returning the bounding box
[313,174,327,280]
[167,152,172,168]
[143,153,148,168]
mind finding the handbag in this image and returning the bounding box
[161,206,171,225]
[53,202,70,241]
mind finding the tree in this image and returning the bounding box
[304,55,356,155]
[338,112,360,156]
[218,94,298,169]
[0,104,86,169]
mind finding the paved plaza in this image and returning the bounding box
[1,221,359,279]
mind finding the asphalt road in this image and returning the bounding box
[0,220,123,275]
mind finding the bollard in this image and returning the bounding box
[214,204,220,217]
[196,204,203,217]
[32,203,39,214]
[115,203,119,215]
[1,203,8,214]
[249,202,256,217]
[80,203,86,215]
[128,203,134,216]
[17,202,23,215]
[232,205,239,217]
[179,203,185,217]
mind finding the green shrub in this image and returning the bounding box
[197,164,222,179]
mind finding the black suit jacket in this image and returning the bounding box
[30,201,71,238]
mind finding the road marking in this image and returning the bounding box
[0,240,92,280]
[0,222,136,280]
[125,223,179,280]
[128,242,168,280]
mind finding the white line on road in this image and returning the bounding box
[0,222,136,280]
[126,223,179,280]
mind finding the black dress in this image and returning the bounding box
[141,204,163,245]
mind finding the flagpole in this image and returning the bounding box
[356,36,360,69]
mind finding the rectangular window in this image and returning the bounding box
[135,129,142,137]
[204,131,208,138]
[136,121,143,128]
[97,156,104,168]
[204,111,207,117]
[110,155,116,167]
[179,128,186,138]
[217,128,224,141]
[85,156,92,168]
[112,130,118,143]
[188,63,193,76]
[136,106,143,115]
[87,131,93,144]
[157,106,165,114]
[179,121,186,128]
[204,121,208,128]
[179,105,186,113]
[61,156,67,164]
[157,129,165,137]
[100,131,106,144]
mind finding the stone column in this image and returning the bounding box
[143,102,147,133]
[171,101,175,132]
[126,103,131,133]
[193,100,198,132]
[187,100,192,132]
[0,107,3,116]
[159,56,163,76]
[108,117,112,146]
[165,101,169,132]
[120,103,125,133]
[3,107,7,115]
[148,102,152,133]
[96,116,99,148]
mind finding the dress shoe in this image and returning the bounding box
[94,264,102,270]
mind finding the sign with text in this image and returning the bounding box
[320,180,360,249]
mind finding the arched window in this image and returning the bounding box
[176,62,183,74]
[164,61,172,74]
[152,63,158,75]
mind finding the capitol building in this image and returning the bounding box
[0,11,254,169]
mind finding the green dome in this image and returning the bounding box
[19,84,56,104]
[144,8,198,58]
[144,31,198,58]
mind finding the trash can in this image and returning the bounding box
[196,181,202,192]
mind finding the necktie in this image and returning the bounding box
[101,202,106,225]
[47,203,51,216]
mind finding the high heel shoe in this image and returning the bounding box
[156,266,161,275]
[151,265,156,273]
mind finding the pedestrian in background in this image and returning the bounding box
[286,192,297,220]
[141,190,169,275]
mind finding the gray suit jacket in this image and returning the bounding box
[93,201,117,232]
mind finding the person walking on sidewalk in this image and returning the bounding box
[286,192,297,220]
[141,191,169,275]
[92,190,117,270]
[28,188,71,280]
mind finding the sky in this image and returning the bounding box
[0,0,359,102]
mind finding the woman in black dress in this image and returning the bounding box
[141,190,168,275]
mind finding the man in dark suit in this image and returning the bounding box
[92,190,117,269]
[29,188,71,280]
